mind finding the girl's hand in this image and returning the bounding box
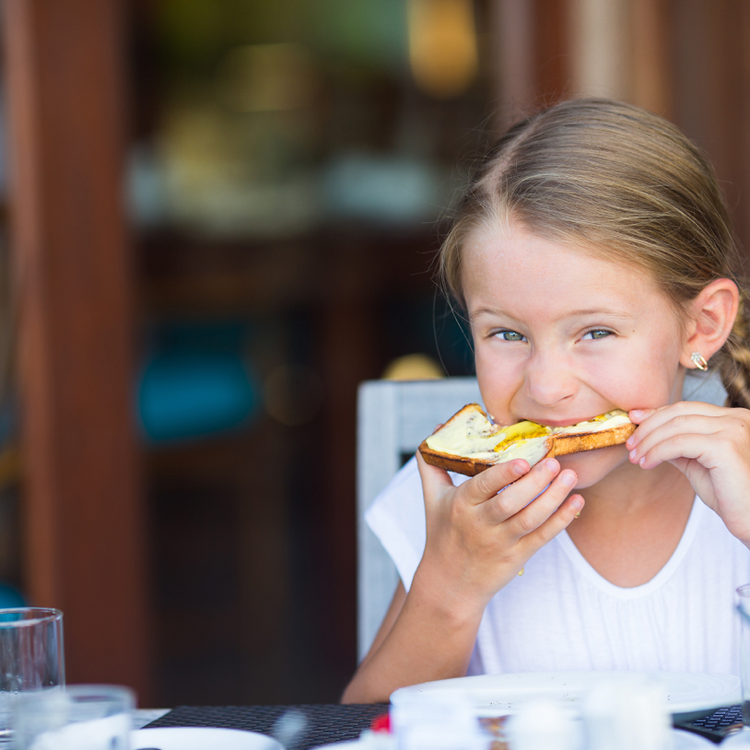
[627,402,750,543]
[414,451,583,613]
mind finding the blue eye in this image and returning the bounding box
[583,329,612,340]
[495,330,526,342]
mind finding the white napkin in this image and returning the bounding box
[581,677,671,750]
[390,691,487,750]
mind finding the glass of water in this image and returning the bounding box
[0,608,64,744]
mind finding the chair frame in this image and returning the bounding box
[356,377,481,661]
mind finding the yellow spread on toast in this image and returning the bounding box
[493,421,551,452]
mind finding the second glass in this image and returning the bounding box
[12,684,134,750]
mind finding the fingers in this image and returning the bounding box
[466,454,565,511]
[483,458,578,527]
[495,463,579,529]
[418,450,580,551]
[466,459,530,504]
[416,450,528,505]
[633,434,710,471]
[626,402,738,470]
[415,450,457,501]
[627,400,723,436]
[629,417,718,470]
[522,493,585,551]
[625,402,709,460]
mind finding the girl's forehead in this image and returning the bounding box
[462,223,662,310]
[465,221,626,271]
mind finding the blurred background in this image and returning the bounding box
[0,0,748,707]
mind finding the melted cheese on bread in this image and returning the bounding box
[551,409,631,435]
[423,406,632,469]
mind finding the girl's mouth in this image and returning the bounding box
[524,413,618,429]
[523,417,589,428]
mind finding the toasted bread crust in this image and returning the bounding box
[417,439,496,475]
[550,422,636,457]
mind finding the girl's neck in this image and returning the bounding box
[579,459,693,519]
[566,461,695,588]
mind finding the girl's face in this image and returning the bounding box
[463,221,688,489]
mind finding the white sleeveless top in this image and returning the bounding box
[366,457,750,676]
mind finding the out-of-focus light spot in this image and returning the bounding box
[322,152,449,224]
[128,143,167,228]
[407,0,478,99]
[382,354,444,381]
[215,43,318,113]
[264,364,324,426]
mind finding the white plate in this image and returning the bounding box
[131,727,283,750]
[673,729,721,748]
[390,672,740,716]
[719,728,750,746]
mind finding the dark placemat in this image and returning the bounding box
[145,704,390,749]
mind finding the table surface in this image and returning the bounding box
[134,703,741,747]
[138,704,390,749]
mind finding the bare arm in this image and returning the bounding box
[341,576,483,703]
[350,581,407,679]
[342,453,583,704]
[341,581,406,703]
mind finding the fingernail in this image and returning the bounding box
[639,456,646,467]
[625,436,634,448]
[560,471,576,487]
[544,458,558,472]
[512,461,526,475]
[631,409,644,419]
[629,449,637,461]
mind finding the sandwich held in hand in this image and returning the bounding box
[419,404,636,476]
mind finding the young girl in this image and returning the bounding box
[342,98,750,704]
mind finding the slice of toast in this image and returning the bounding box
[419,404,635,476]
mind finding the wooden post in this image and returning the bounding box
[671,0,746,253]
[492,0,536,120]
[629,0,673,118]
[3,0,151,699]
[492,0,574,130]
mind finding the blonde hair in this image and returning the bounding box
[440,98,750,408]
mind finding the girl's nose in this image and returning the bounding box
[524,351,577,407]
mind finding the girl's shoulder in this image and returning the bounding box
[364,456,470,591]
[368,456,470,514]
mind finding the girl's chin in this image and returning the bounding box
[556,444,631,490]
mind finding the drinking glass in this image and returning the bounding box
[0,608,64,744]
[738,586,750,727]
[12,684,134,750]
[720,586,750,747]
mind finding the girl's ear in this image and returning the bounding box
[680,278,739,369]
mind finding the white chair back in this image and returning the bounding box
[356,377,481,661]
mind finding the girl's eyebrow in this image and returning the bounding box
[470,306,634,322]
[469,307,509,322]
[566,308,634,319]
